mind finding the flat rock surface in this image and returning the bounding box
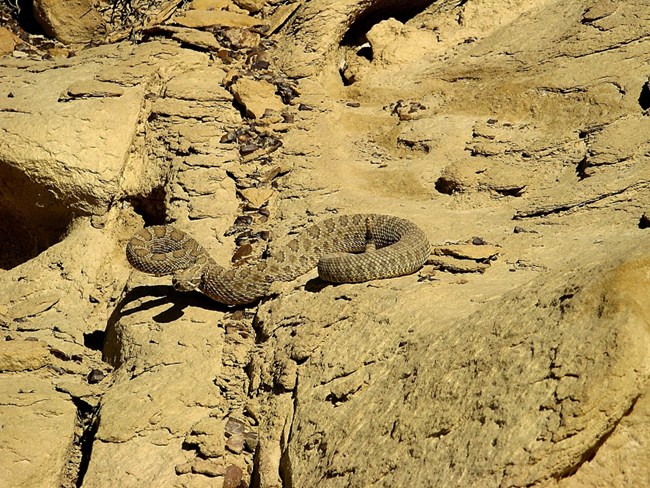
[0,1,649,487]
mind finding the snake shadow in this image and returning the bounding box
[304,277,340,294]
[115,284,228,324]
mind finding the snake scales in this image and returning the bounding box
[126,214,430,305]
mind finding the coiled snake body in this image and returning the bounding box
[126,214,430,305]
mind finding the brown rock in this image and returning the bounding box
[32,0,104,44]
[225,433,245,454]
[223,464,243,488]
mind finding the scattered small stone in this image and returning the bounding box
[471,236,487,245]
[346,102,361,107]
[223,464,243,488]
[225,433,244,454]
[251,59,270,70]
[225,416,246,436]
[298,103,313,111]
[228,310,245,321]
[234,215,254,226]
[232,243,253,263]
[639,213,650,229]
[275,81,298,104]
[243,429,259,451]
[87,369,105,384]
[221,131,237,143]
[417,268,438,282]
[239,143,259,155]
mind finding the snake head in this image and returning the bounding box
[171,266,203,293]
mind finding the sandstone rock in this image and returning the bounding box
[32,0,104,44]
[173,9,263,28]
[230,77,284,118]
[170,28,221,50]
[223,27,261,49]
[189,0,232,10]
[3,1,650,487]
[0,340,50,371]
[239,187,274,208]
[0,48,144,236]
[0,377,77,488]
[61,79,125,100]
[0,27,19,55]
[233,0,265,14]
[165,67,231,101]
[265,2,301,35]
[432,244,501,262]
[365,18,440,67]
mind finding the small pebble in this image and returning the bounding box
[225,434,244,454]
[223,465,243,488]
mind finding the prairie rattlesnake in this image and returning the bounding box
[126,214,430,305]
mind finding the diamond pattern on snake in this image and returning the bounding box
[126,214,430,305]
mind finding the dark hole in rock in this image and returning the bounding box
[493,186,526,197]
[127,186,167,226]
[575,156,590,179]
[4,0,46,35]
[0,161,74,270]
[434,175,461,195]
[83,330,105,351]
[340,0,435,48]
[356,44,373,61]
[639,213,650,229]
[639,81,650,111]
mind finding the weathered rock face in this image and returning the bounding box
[1,1,649,488]
[32,0,104,44]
